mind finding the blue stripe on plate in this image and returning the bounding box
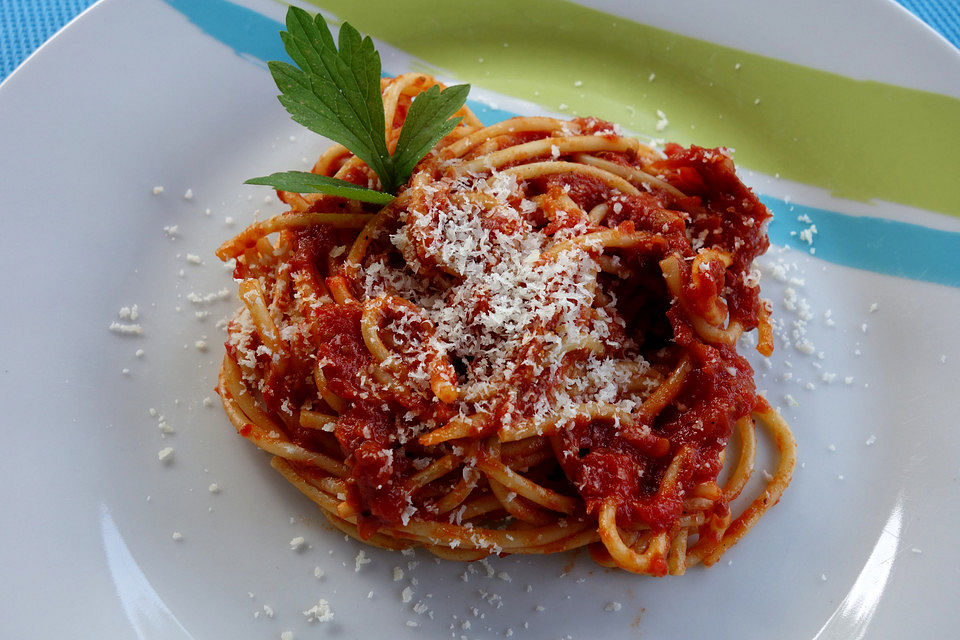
[163,0,960,289]
[764,197,960,288]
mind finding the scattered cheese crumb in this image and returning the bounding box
[194,340,208,351]
[821,573,828,582]
[186,254,202,264]
[401,587,413,603]
[289,536,306,551]
[865,434,877,446]
[648,72,655,82]
[281,632,293,640]
[118,305,139,320]
[655,109,668,131]
[183,188,194,200]
[393,567,404,582]
[135,349,145,358]
[303,599,334,623]
[157,447,174,463]
[109,322,143,336]
[172,531,182,541]
[186,288,230,304]
[314,567,324,579]
[799,224,818,245]
[152,186,164,195]
[208,483,220,493]
[911,547,923,554]
[795,339,816,355]
[604,602,622,612]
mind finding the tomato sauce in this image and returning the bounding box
[251,140,770,537]
[655,144,770,329]
[548,144,768,531]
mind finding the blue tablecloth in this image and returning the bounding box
[2,0,959,80]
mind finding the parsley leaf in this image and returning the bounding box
[245,172,394,205]
[392,84,471,182]
[267,8,392,190]
[246,6,470,202]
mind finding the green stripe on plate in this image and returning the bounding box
[305,0,960,218]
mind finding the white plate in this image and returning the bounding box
[2,0,959,638]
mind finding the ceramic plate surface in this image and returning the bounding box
[2,0,959,638]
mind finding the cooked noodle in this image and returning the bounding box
[215,73,795,575]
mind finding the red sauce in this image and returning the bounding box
[556,334,757,530]
[654,144,770,329]
[250,141,770,536]
[533,173,610,212]
[548,145,767,531]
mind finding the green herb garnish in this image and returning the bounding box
[245,172,394,205]
[245,6,470,202]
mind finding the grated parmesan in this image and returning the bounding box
[109,322,143,336]
[303,600,334,623]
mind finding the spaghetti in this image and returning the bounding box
[215,73,796,576]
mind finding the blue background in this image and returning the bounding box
[1,0,959,80]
